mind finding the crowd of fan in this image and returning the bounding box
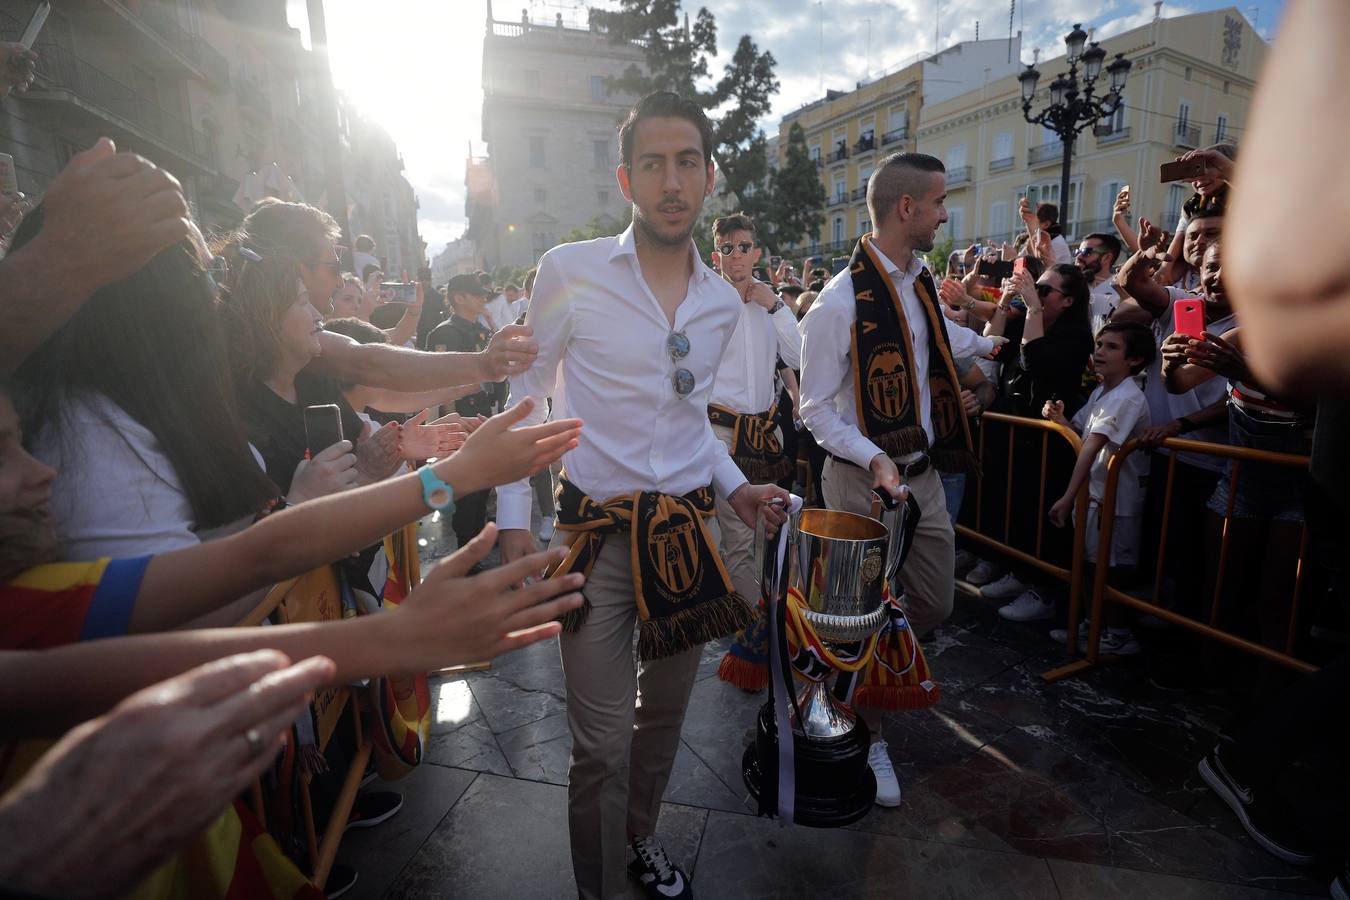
[0,3,1348,895]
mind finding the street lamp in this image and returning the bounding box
[1021,24,1131,237]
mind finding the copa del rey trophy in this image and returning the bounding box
[742,488,919,827]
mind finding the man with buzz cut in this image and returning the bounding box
[498,91,790,900]
[705,211,803,689]
[799,152,1006,806]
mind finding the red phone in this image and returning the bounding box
[1173,298,1206,339]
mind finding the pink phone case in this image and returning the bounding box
[1174,298,1206,339]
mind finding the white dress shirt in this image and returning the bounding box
[707,287,803,413]
[497,225,748,530]
[480,293,515,332]
[799,241,995,469]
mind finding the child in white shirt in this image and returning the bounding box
[1043,321,1156,655]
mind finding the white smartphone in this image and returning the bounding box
[20,2,50,49]
[0,153,17,196]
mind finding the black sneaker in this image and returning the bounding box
[345,790,404,831]
[325,864,358,899]
[1197,746,1316,866]
[628,835,692,899]
[1331,861,1349,900]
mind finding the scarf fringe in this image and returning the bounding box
[732,454,794,485]
[853,681,941,712]
[559,594,593,633]
[873,426,930,460]
[716,653,769,690]
[637,593,756,661]
[931,447,980,476]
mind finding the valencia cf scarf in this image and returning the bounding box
[707,402,794,483]
[849,236,976,472]
[548,478,756,661]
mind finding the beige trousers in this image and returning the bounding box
[551,519,720,900]
[820,456,954,637]
[711,422,764,605]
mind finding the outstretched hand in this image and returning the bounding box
[438,397,581,494]
[482,323,539,381]
[404,524,584,661]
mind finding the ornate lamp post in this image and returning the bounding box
[1019,25,1131,235]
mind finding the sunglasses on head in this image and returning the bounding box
[717,241,755,256]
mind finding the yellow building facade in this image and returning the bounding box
[779,7,1265,256]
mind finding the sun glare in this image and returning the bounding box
[291,1,486,253]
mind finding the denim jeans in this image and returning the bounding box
[939,470,966,527]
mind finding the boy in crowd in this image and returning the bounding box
[1042,321,1155,654]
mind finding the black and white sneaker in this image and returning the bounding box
[628,835,692,899]
[1197,745,1316,866]
[344,790,404,831]
[324,864,358,899]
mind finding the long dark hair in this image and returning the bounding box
[12,211,277,529]
[1047,263,1091,334]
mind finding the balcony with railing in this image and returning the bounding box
[98,1,229,87]
[988,156,1015,173]
[946,165,973,187]
[236,78,273,122]
[1028,141,1065,167]
[850,186,867,202]
[827,190,849,208]
[826,145,849,164]
[854,135,875,154]
[1174,122,1200,148]
[24,42,214,174]
[881,126,909,146]
[1094,125,1131,146]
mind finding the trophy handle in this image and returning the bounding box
[872,487,922,596]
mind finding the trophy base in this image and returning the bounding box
[742,700,877,828]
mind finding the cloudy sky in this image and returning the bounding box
[289,0,1280,258]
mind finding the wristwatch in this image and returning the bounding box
[767,299,786,315]
[418,465,457,514]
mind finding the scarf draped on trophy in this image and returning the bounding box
[547,478,756,661]
[707,402,794,483]
[849,236,977,473]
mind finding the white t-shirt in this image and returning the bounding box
[1088,276,1120,335]
[1071,378,1151,516]
[36,394,201,559]
[1141,288,1236,473]
[353,250,380,280]
[1049,234,1073,265]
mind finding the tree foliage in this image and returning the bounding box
[592,1,779,231]
[561,209,634,245]
[769,121,826,251]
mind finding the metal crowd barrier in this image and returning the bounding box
[238,566,370,892]
[1041,436,1315,683]
[955,411,1091,658]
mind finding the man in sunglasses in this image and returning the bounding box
[496,92,789,900]
[706,212,803,691]
[1075,232,1123,332]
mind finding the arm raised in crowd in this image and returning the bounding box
[126,399,581,634]
[307,322,539,391]
[1116,219,1173,317]
[0,139,192,373]
[0,532,583,739]
[1228,0,1350,395]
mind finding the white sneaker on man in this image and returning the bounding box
[980,572,1029,600]
[868,740,902,807]
[953,549,977,571]
[997,589,1055,622]
[964,559,1002,586]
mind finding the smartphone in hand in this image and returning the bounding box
[303,404,344,457]
[1160,158,1207,183]
[1173,298,1206,339]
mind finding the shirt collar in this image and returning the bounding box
[866,239,925,283]
[608,222,715,284]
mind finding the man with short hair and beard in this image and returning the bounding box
[1076,232,1123,332]
[705,212,802,690]
[497,91,789,900]
[799,153,1005,803]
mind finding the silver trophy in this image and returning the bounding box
[743,489,916,827]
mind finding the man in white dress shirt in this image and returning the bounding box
[498,92,789,900]
[705,212,802,641]
[800,152,1006,642]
